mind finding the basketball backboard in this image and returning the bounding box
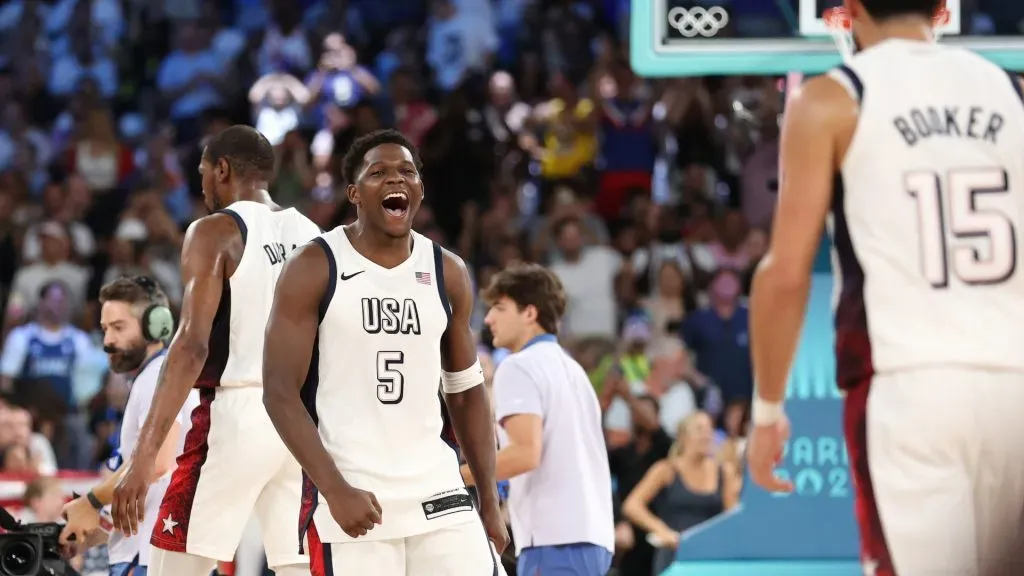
[631,0,1024,77]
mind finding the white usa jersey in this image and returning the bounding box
[828,39,1024,387]
[197,200,321,389]
[306,228,472,543]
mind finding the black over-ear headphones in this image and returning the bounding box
[130,276,174,342]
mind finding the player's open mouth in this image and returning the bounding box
[382,192,409,219]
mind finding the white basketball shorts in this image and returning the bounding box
[150,386,307,568]
[846,367,1024,576]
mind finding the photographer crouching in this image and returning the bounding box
[56,277,199,576]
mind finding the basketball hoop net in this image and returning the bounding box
[823,6,952,62]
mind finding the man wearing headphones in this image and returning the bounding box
[60,276,200,576]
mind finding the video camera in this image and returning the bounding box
[0,506,79,576]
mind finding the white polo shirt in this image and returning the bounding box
[107,350,199,566]
[493,334,615,555]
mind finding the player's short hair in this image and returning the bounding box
[481,263,567,334]
[202,125,276,182]
[99,276,169,316]
[341,129,422,186]
[859,0,943,20]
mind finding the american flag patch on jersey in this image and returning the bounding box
[415,272,432,285]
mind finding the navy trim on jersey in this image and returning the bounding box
[311,238,337,323]
[836,64,864,102]
[323,543,334,576]
[1007,70,1024,103]
[296,238,336,554]
[432,242,452,322]
[216,208,247,246]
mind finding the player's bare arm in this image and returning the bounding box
[263,241,382,538]
[438,249,509,553]
[112,213,240,534]
[747,75,857,493]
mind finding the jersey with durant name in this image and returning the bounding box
[196,200,321,389]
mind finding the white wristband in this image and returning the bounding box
[751,397,785,426]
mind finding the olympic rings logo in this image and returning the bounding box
[666,6,730,38]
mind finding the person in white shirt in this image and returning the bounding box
[465,263,614,576]
[426,0,499,92]
[548,218,622,339]
[59,276,199,576]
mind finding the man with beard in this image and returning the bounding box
[112,125,320,576]
[60,276,199,576]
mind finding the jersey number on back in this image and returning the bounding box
[905,168,1017,287]
[376,351,404,404]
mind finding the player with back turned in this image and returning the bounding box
[746,1,1024,575]
[263,129,508,576]
[110,125,320,576]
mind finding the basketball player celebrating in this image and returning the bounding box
[746,1,1024,574]
[263,129,508,576]
[61,277,199,576]
[111,126,321,576]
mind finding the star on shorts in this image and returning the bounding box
[162,515,179,534]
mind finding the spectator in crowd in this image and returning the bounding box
[622,411,742,575]
[608,392,672,576]
[156,20,229,143]
[426,0,499,93]
[549,216,621,339]
[249,73,309,146]
[20,476,64,522]
[0,281,101,468]
[48,22,118,100]
[681,268,753,402]
[21,181,96,265]
[0,404,58,475]
[65,107,134,194]
[8,224,90,316]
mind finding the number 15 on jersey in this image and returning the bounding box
[905,167,1018,288]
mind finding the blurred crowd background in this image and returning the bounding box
[1,0,1023,574]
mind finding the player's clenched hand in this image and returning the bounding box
[746,417,795,494]
[325,485,383,538]
[112,458,149,536]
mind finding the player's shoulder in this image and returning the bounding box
[785,72,860,132]
[184,211,245,246]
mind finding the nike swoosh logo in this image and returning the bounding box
[340,271,365,281]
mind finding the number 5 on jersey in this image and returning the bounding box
[906,168,1018,287]
[377,351,404,404]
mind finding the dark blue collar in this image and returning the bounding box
[130,348,166,383]
[522,334,557,350]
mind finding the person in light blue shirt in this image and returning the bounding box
[462,263,614,576]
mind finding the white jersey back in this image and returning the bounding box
[830,39,1024,385]
[198,200,321,388]
[307,228,471,543]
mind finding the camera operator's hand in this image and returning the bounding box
[112,457,150,535]
[324,483,382,538]
[59,496,100,546]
